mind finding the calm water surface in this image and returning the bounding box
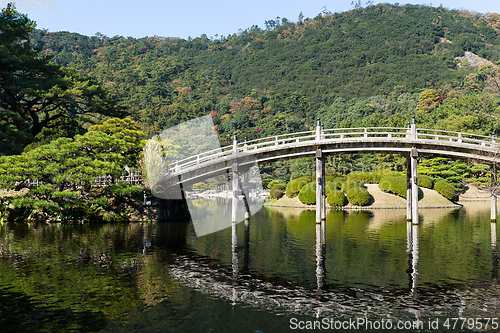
[0,201,499,332]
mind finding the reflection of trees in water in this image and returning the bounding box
[0,222,184,329]
[1,205,499,329]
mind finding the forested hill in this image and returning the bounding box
[30,4,500,145]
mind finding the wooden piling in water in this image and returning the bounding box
[406,156,412,221]
[492,164,497,222]
[491,195,497,222]
[315,119,325,223]
[411,117,419,224]
[411,148,419,224]
[243,170,250,220]
[316,148,324,223]
[232,163,238,223]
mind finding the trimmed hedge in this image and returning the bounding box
[325,175,336,182]
[379,175,407,198]
[418,174,434,189]
[268,179,286,189]
[346,187,371,206]
[298,182,316,205]
[325,180,336,196]
[347,171,376,183]
[435,181,459,202]
[327,190,347,207]
[270,184,286,199]
[341,179,364,192]
[296,181,337,205]
[331,176,346,190]
[312,169,338,182]
[286,176,312,198]
[347,170,401,184]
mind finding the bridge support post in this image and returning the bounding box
[232,163,238,223]
[411,117,419,224]
[492,195,497,222]
[243,170,250,220]
[316,148,325,223]
[411,149,419,224]
[316,119,326,223]
[321,124,326,221]
[411,147,418,224]
[406,156,412,221]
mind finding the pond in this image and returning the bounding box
[0,201,499,332]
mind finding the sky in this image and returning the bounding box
[4,0,500,39]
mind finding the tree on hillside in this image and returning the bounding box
[0,3,121,149]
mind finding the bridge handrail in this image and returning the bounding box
[168,145,234,172]
[164,127,499,174]
[416,128,496,147]
[323,127,408,133]
[240,134,317,151]
[323,127,409,139]
[171,145,228,166]
[239,130,316,146]
[171,131,319,170]
[416,128,493,140]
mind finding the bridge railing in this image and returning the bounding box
[164,127,499,175]
[416,129,496,147]
[169,131,319,173]
[238,130,316,151]
[322,127,409,139]
[166,145,233,173]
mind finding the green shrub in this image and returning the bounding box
[348,170,401,184]
[373,170,402,183]
[312,169,338,182]
[262,176,274,189]
[341,179,364,192]
[325,180,335,196]
[106,183,143,197]
[348,171,375,183]
[418,175,434,189]
[346,187,371,206]
[298,182,316,205]
[327,190,347,207]
[325,175,336,182]
[286,176,312,198]
[435,181,459,202]
[268,179,286,189]
[331,176,346,190]
[294,180,336,203]
[270,184,286,199]
[379,175,407,198]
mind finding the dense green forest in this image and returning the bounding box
[26,3,500,144]
[2,2,500,220]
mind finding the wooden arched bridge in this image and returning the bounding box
[154,119,500,224]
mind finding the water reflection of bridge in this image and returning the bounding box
[165,208,500,323]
